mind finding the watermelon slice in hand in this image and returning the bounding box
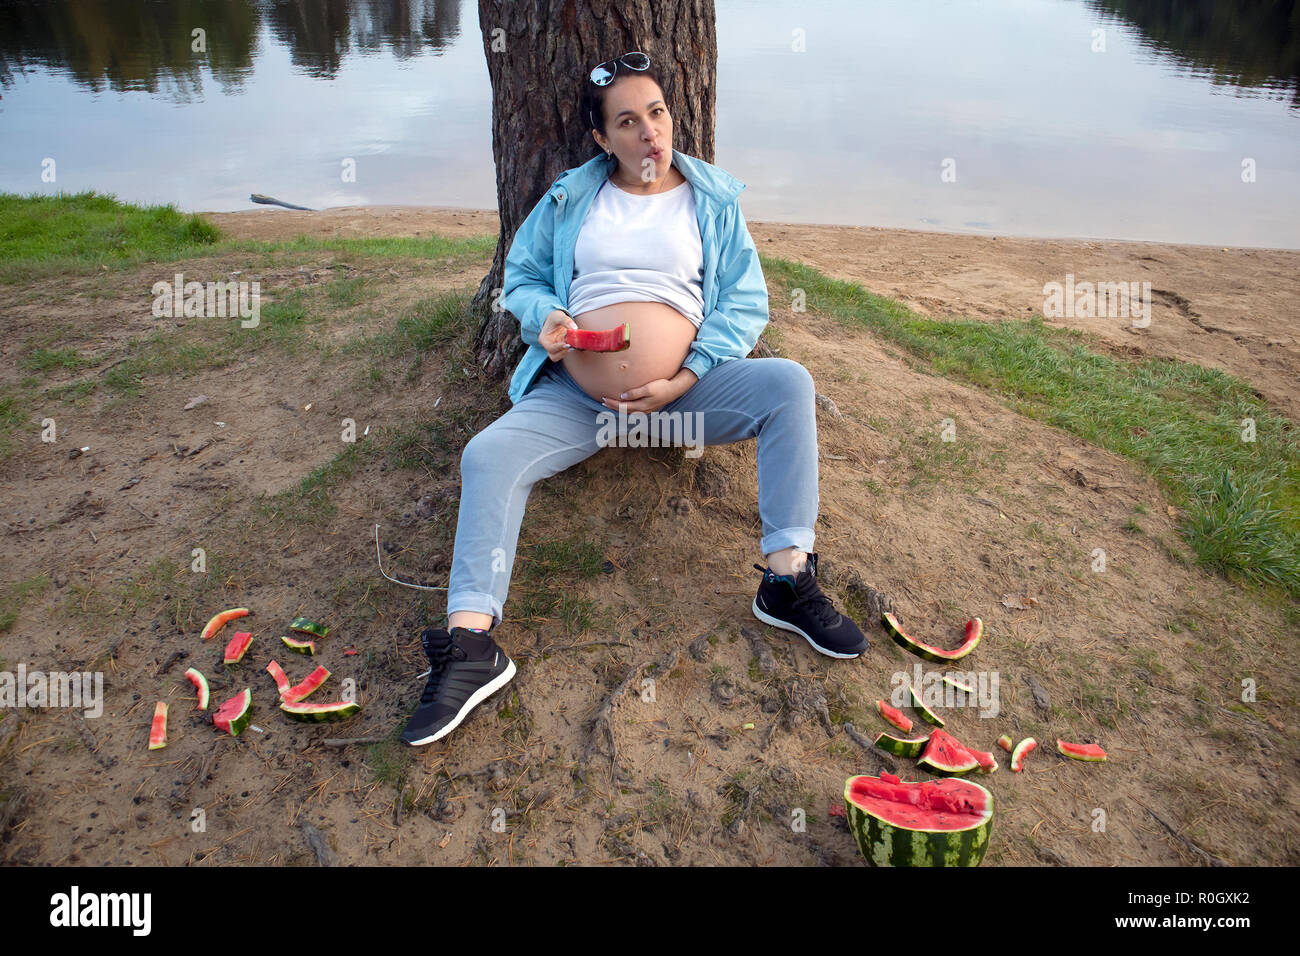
[565,324,631,352]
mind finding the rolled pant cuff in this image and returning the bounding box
[760,527,816,557]
[446,591,503,631]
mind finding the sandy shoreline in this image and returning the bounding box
[203,205,1300,422]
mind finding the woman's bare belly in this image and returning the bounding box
[562,301,698,403]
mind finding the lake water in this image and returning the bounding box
[1,0,1297,248]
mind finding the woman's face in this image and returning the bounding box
[593,75,672,182]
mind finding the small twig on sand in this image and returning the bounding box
[1142,804,1230,867]
[577,649,678,781]
[322,736,388,748]
[517,639,631,660]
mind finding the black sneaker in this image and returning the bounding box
[751,552,869,658]
[401,626,516,746]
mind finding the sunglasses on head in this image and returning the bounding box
[589,51,650,86]
[587,52,652,132]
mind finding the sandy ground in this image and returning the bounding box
[205,205,1300,421]
[0,204,1295,868]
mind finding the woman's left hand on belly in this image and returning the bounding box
[602,377,687,414]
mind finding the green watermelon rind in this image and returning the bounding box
[908,683,945,728]
[873,732,931,758]
[997,734,1014,753]
[279,700,361,723]
[1011,737,1038,772]
[1056,738,1108,762]
[882,612,982,664]
[289,617,329,638]
[843,775,994,867]
[184,667,211,711]
[281,635,317,655]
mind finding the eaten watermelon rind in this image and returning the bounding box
[265,660,292,698]
[223,631,253,665]
[283,665,330,704]
[289,617,329,638]
[876,699,914,734]
[213,688,253,737]
[148,701,168,750]
[280,699,362,723]
[908,683,945,728]
[281,635,316,655]
[1056,739,1108,762]
[844,774,994,867]
[200,607,249,641]
[1011,737,1038,772]
[882,612,982,664]
[184,667,210,711]
[997,734,1014,753]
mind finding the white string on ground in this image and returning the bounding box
[374,523,447,591]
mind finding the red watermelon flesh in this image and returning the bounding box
[847,775,989,827]
[918,728,981,774]
[876,700,914,734]
[283,665,330,704]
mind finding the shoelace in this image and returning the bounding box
[420,640,467,705]
[791,587,841,628]
[756,563,841,628]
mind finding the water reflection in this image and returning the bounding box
[1087,0,1300,108]
[1,0,1292,105]
[0,0,463,93]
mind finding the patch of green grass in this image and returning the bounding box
[366,726,413,788]
[256,439,374,526]
[326,275,373,307]
[0,191,219,282]
[524,537,607,580]
[17,347,93,375]
[763,256,1300,599]
[0,574,52,633]
[386,420,456,473]
[0,393,27,461]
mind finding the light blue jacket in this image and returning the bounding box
[502,148,769,405]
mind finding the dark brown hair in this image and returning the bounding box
[580,58,672,157]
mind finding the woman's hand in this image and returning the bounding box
[541,309,579,362]
[602,375,690,415]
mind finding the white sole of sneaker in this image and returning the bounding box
[405,658,518,746]
[752,599,863,659]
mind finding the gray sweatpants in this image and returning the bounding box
[447,356,820,629]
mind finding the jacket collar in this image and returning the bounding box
[551,147,745,207]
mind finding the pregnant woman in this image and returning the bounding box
[402,53,868,747]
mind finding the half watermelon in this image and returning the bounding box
[844,772,994,867]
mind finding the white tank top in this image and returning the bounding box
[567,177,705,328]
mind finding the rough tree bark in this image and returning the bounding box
[473,0,717,382]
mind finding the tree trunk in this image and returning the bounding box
[473,0,717,382]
